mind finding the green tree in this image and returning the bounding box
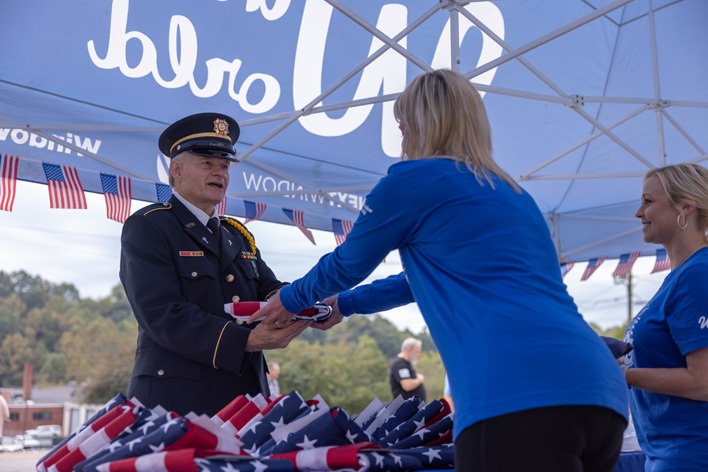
[267,335,389,415]
[0,332,33,386]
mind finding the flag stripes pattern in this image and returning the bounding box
[560,262,574,278]
[612,252,640,278]
[283,208,316,245]
[332,219,353,246]
[42,163,87,209]
[581,257,607,281]
[0,154,19,211]
[244,201,266,223]
[37,392,455,472]
[651,248,671,273]
[100,174,132,223]
[217,197,227,216]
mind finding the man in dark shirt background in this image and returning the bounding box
[389,337,426,401]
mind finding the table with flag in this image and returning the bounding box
[36,390,644,472]
[36,390,455,472]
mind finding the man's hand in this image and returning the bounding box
[246,290,296,327]
[310,294,344,331]
[246,319,311,351]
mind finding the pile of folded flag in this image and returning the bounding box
[35,390,455,471]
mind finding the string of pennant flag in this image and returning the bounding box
[0,153,355,247]
[560,248,670,281]
[1,153,668,272]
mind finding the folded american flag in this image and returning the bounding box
[42,391,454,471]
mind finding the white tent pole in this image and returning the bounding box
[447,1,461,72]
[458,5,653,170]
[661,110,707,155]
[464,0,635,78]
[647,0,667,165]
[560,227,643,259]
[519,106,647,179]
[236,3,440,163]
[325,0,439,72]
[20,128,153,180]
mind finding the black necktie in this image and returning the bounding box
[207,217,221,247]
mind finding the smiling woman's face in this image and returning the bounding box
[171,154,231,215]
[636,174,678,246]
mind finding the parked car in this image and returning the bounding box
[18,424,63,448]
[0,436,24,452]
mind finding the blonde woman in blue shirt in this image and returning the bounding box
[250,69,628,471]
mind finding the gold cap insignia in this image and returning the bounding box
[213,118,229,136]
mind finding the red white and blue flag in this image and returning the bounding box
[581,256,607,281]
[651,248,671,273]
[100,173,132,223]
[560,262,574,278]
[332,218,353,246]
[244,200,266,223]
[612,252,640,278]
[42,163,87,209]
[283,208,316,245]
[217,197,227,216]
[40,391,455,471]
[0,154,19,212]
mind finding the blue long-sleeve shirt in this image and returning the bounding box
[280,158,628,438]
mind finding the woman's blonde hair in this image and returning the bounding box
[393,69,519,192]
[646,163,708,230]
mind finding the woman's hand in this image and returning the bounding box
[246,290,296,327]
[310,294,344,331]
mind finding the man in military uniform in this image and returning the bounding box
[119,112,310,416]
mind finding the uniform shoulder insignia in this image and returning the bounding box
[222,217,257,254]
[141,202,172,216]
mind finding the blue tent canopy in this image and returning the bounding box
[1,0,706,262]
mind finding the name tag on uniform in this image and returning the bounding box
[179,251,204,257]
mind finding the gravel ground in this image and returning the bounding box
[0,449,47,472]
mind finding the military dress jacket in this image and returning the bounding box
[119,196,287,416]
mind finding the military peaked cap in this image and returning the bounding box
[159,112,240,162]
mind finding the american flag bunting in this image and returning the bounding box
[0,154,19,212]
[332,218,353,246]
[244,200,266,223]
[581,257,607,281]
[283,208,316,245]
[651,248,671,273]
[217,197,227,216]
[100,173,132,223]
[42,163,87,209]
[560,262,574,278]
[612,252,640,278]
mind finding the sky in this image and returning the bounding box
[0,180,669,334]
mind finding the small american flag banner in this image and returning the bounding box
[217,197,227,216]
[100,174,132,223]
[156,183,172,202]
[560,262,574,278]
[244,200,266,223]
[0,154,19,212]
[283,208,316,245]
[42,163,87,209]
[581,257,607,281]
[612,252,640,278]
[651,248,671,273]
[332,218,353,246]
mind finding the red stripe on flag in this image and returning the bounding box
[0,154,19,212]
